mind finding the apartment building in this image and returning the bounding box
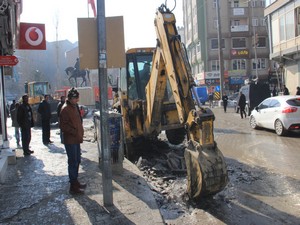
[183,0,271,92]
[265,0,300,95]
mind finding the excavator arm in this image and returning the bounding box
[145,5,228,199]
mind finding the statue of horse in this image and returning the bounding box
[65,67,90,87]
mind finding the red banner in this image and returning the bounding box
[19,23,46,50]
[88,0,96,18]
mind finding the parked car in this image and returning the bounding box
[249,96,300,136]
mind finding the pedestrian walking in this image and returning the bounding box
[283,85,289,95]
[209,92,214,108]
[9,99,16,113]
[59,88,86,195]
[17,95,34,156]
[238,91,247,119]
[272,86,277,96]
[222,93,228,113]
[38,95,53,145]
[296,86,300,95]
[56,95,66,144]
[11,102,21,148]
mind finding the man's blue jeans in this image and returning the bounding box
[65,144,81,183]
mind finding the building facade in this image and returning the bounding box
[183,0,271,93]
[265,0,300,95]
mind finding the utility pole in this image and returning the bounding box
[216,0,225,96]
[97,0,113,206]
[251,0,259,81]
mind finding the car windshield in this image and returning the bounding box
[287,98,300,106]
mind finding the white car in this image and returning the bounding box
[249,95,300,136]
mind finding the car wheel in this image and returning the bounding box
[274,119,287,136]
[250,116,258,129]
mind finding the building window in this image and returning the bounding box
[252,58,267,70]
[279,16,286,41]
[260,18,266,26]
[213,19,218,29]
[252,18,258,26]
[260,0,265,7]
[232,38,246,48]
[257,37,267,47]
[231,20,240,26]
[232,59,246,70]
[285,10,295,40]
[211,39,225,49]
[213,0,217,8]
[233,0,239,7]
[251,0,257,7]
[211,60,220,71]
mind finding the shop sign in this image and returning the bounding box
[231,49,249,58]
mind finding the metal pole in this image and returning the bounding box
[97,0,113,206]
[251,1,259,81]
[216,0,225,96]
[0,49,8,147]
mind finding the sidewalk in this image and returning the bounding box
[0,118,164,225]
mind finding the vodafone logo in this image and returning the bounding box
[25,27,44,46]
[19,23,46,50]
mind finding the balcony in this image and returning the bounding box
[231,7,249,17]
[231,25,249,32]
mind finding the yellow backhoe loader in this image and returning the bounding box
[119,4,228,200]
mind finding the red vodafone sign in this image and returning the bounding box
[19,23,46,50]
[0,55,19,66]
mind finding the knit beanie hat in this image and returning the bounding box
[67,88,79,99]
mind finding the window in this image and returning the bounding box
[211,60,220,71]
[252,18,258,26]
[269,100,280,108]
[285,10,295,40]
[232,59,246,70]
[213,0,217,8]
[232,38,246,48]
[260,18,266,26]
[211,39,225,49]
[251,0,257,7]
[213,19,218,29]
[259,99,272,109]
[252,58,267,70]
[231,20,240,26]
[257,37,266,47]
[279,16,286,41]
[233,0,239,7]
[260,0,266,7]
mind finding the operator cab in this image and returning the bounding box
[125,48,154,100]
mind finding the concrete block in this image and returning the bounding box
[0,156,8,184]
[1,149,17,165]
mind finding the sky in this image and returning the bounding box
[20,0,183,49]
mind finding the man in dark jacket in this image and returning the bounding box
[56,95,66,143]
[222,93,228,113]
[38,95,52,145]
[60,88,86,195]
[17,95,34,156]
[238,92,247,119]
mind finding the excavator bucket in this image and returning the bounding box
[185,140,228,199]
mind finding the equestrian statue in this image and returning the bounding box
[65,58,90,87]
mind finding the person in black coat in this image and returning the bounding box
[222,93,228,113]
[238,92,247,119]
[38,95,52,145]
[296,86,300,95]
[17,95,34,156]
[57,96,66,143]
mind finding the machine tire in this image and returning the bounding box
[166,128,186,145]
[274,119,287,136]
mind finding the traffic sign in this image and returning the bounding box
[0,55,19,66]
